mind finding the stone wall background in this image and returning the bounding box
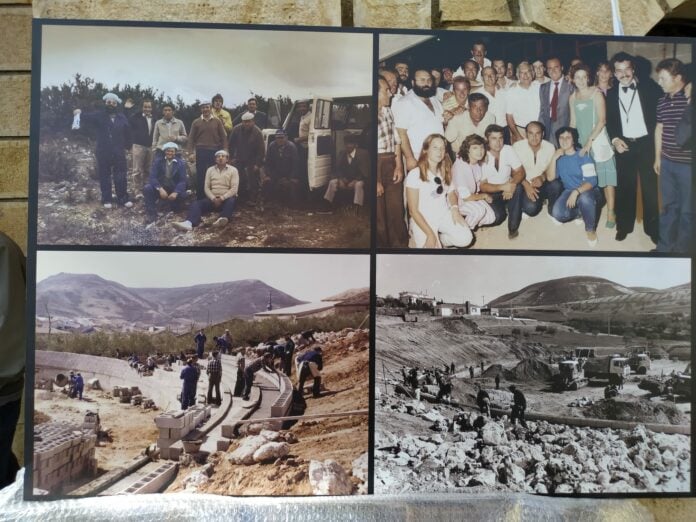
[1,0,695,516]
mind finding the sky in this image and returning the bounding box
[36,252,369,302]
[377,255,691,305]
[41,25,372,105]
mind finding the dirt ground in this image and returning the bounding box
[34,388,160,478]
[166,329,370,495]
[36,146,369,248]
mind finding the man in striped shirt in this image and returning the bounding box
[206,351,223,406]
[655,58,692,253]
[376,75,408,248]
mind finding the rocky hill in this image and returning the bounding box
[36,273,304,325]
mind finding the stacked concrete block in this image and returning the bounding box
[81,411,100,433]
[116,462,178,495]
[155,406,212,460]
[271,373,294,419]
[33,422,98,493]
[130,395,143,406]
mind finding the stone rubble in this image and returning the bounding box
[375,395,691,494]
[308,459,353,495]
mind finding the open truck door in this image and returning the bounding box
[307,96,333,190]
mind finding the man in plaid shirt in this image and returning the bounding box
[206,351,223,406]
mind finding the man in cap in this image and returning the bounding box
[188,100,227,199]
[297,346,324,398]
[233,97,269,129]
[143,142,187,222]
[263,129,302,207]
[211,94,233,135]
[322,134,368,212]
[152,102,188,159]
[228,112,265,206]
[242,352,276,401]
[72,92,134,209]
[173,150,238,231]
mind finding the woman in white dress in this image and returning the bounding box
[405,134,473,248]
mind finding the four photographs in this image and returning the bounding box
[26,20,694,500]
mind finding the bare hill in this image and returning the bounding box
[490,276,634,307]
[323,287,370,302]
[36,274,304,324]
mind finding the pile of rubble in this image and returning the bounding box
[111,386,157,410]
[376,396,690,494]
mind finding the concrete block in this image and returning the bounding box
[217,439,231,451]
[33,0,342,26]
[0,6,31,71]
[158,428,171,439]
[354,0,430,28]
[441,0,512,23]
[0,139,28,198]
[155,412,186,429]
[221,424,236,439]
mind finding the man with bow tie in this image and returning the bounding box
[606,52,662,244]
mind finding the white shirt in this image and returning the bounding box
[299,111,313,138]
[506,83,540,128]
[512,139,555,182]
[482,145,522,185]
[393,91,444,159]
[405,167,453,226]
[454,57,491,82]
[474,87,507,126]
[618,81,648,138]
[532,77,551,88]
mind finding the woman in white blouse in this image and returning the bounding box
[405,134,473,248]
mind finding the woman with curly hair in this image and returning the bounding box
[451,134,496,230]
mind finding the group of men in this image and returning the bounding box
[377,41,692,252]
[71,94,316,229]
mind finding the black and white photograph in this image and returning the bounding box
[374,254,691,495]
[376,33,692,252]
[30,251,370,498]
[35,23,372,248]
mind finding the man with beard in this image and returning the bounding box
[72,92,134,209]
[392,68,444,171]
[233,97,269,129]
[445,92,494,153]
[228,112,265,206]
[538,57,573,147]
[506,62,540,143]
[188,100,227,199]
[605,52,661,244]
[394,60,411,95]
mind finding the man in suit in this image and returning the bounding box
[322,134,368,212]
[605,52,661,244]
[538,57,573,147]
[128,99,156,187]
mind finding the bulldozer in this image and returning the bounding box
[552,359,588,392]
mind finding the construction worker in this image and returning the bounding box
[242,352,276,401]
[297,346,323,398]
[435,371,452,403]
[509,385,528,428]
[469,365,475,379]
[495,373,501,390]
[282,335,295,376]
[206,351,223,406]
[74,373,84,400]
[179,358,198,409]
[233,356,245,397]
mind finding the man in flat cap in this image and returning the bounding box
[322,134,368,213]
[263,129,302,207]
[233,97,269,129]
[172,149,238,231]
[143,142,188,223]
[72,92,134,209]
[188,100,227,200]
[228,112,265,207]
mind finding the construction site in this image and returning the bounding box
[374,299,691,495]
[32,327,369,497]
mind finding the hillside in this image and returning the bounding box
[36,274,304,325]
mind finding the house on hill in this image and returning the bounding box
[399,291,435,307]
[434,300,483,317]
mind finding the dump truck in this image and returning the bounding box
[552,359,588,392]
[583,355,630,384]
[627,352,651,375]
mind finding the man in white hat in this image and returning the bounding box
[72,92,134,209]
[228,112,265,206]
[173,149,238,231]
[143,142,188,222]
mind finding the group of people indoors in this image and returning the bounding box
[377,44,692,252]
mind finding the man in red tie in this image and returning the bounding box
[538,57,573,146]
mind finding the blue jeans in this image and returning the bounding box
[657,158,692,253]
[489,183,524,233]
[187,196,237,227]
[552,187,600,231]
[143,184,184,216]
[521,179,563,217]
